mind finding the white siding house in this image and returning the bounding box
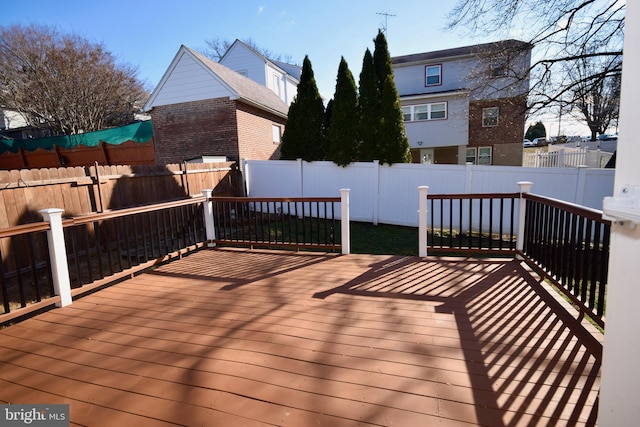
[220,39,301,106]
[392,40,533,166]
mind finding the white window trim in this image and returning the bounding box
[465,147,477,164]
[272,124,281,144]
[490,57,508,78]
[466,146,493,165]
[478,146,492,165]
[482,107,499,127]
[402,102,448,122]
[425,64,442,87]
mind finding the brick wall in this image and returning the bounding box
[235,103,286,161]
[150,98,239,165]
[468,96,526,166]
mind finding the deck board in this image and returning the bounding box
[0,248,601,426]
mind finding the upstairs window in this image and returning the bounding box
[482,107,499,127]
[430,103,446,119]
[402,102,448,121]
[425,65,442,86]
[414,105,429,121]
[272,75,281,97]
[491,57,508,77]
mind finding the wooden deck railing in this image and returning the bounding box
[424,191,519,255]
[0,197,207,324]
[2,184,608,328]
[1,191,350,323]
[0,222,54,316]
[418,183,609,327]
[209,197,342,252]
[521,193,610,328]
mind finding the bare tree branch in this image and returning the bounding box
[0,24,148,136]
[447,0,623,133]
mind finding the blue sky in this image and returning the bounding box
[2,0,588,135]
[2,0,493,98]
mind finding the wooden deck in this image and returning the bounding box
[0,248,602,426]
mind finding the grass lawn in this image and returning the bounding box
[349,222,419,256]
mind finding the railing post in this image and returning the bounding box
[202,190,216,247]
[516,181,533,254]
[418,186,429,257]
[340,189,350,255]
[39,208,72,307]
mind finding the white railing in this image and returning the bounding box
[523,147,614,168]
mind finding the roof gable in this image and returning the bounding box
[221,39,301,82]
[144,45,288,118]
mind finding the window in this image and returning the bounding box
[403,102,447,121]
[490,57,508,78]
[414,105,429,121]
[272,124,281,143]
[402,106,412,121]
[272,75,281,97]
[430,103,446,119]
[466,147,493,165]
[425,65,442,86]
[478,147,492,164]
[465,148,477,164]
[482,107,499,127]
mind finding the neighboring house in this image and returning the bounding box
[144,45,289,165]
[219,39,301,106]
[0,109,52,140]
[392,39,533,166]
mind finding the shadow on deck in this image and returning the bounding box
[0,248,601,426]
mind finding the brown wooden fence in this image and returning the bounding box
[0,140,157,170]
[0,162,241,227]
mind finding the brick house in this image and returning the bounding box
[144,45,289,165]
[392,40,533,165]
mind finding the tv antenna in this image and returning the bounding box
[377,12,396,36]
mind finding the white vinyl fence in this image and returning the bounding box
[243,159,615,227]
[523,146,614,168]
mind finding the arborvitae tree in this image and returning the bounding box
[379,76,412,164]
[327,57,360,166]
[358,48,380,162]
[323,98,333,147]
[372,30,411,164]
[280,55,325,160]
[373,30,394,94]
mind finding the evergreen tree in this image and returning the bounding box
[280,56,325,161]
[373,30,394,94]
[323,98,333,148]
[327,57,360,166]
[525,121,546,141]
[358,48,380,161]
[371,30,411,164]
[379,76,412,164]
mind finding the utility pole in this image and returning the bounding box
[376,12,396,37]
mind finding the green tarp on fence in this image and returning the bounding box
[0,121,153,154]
